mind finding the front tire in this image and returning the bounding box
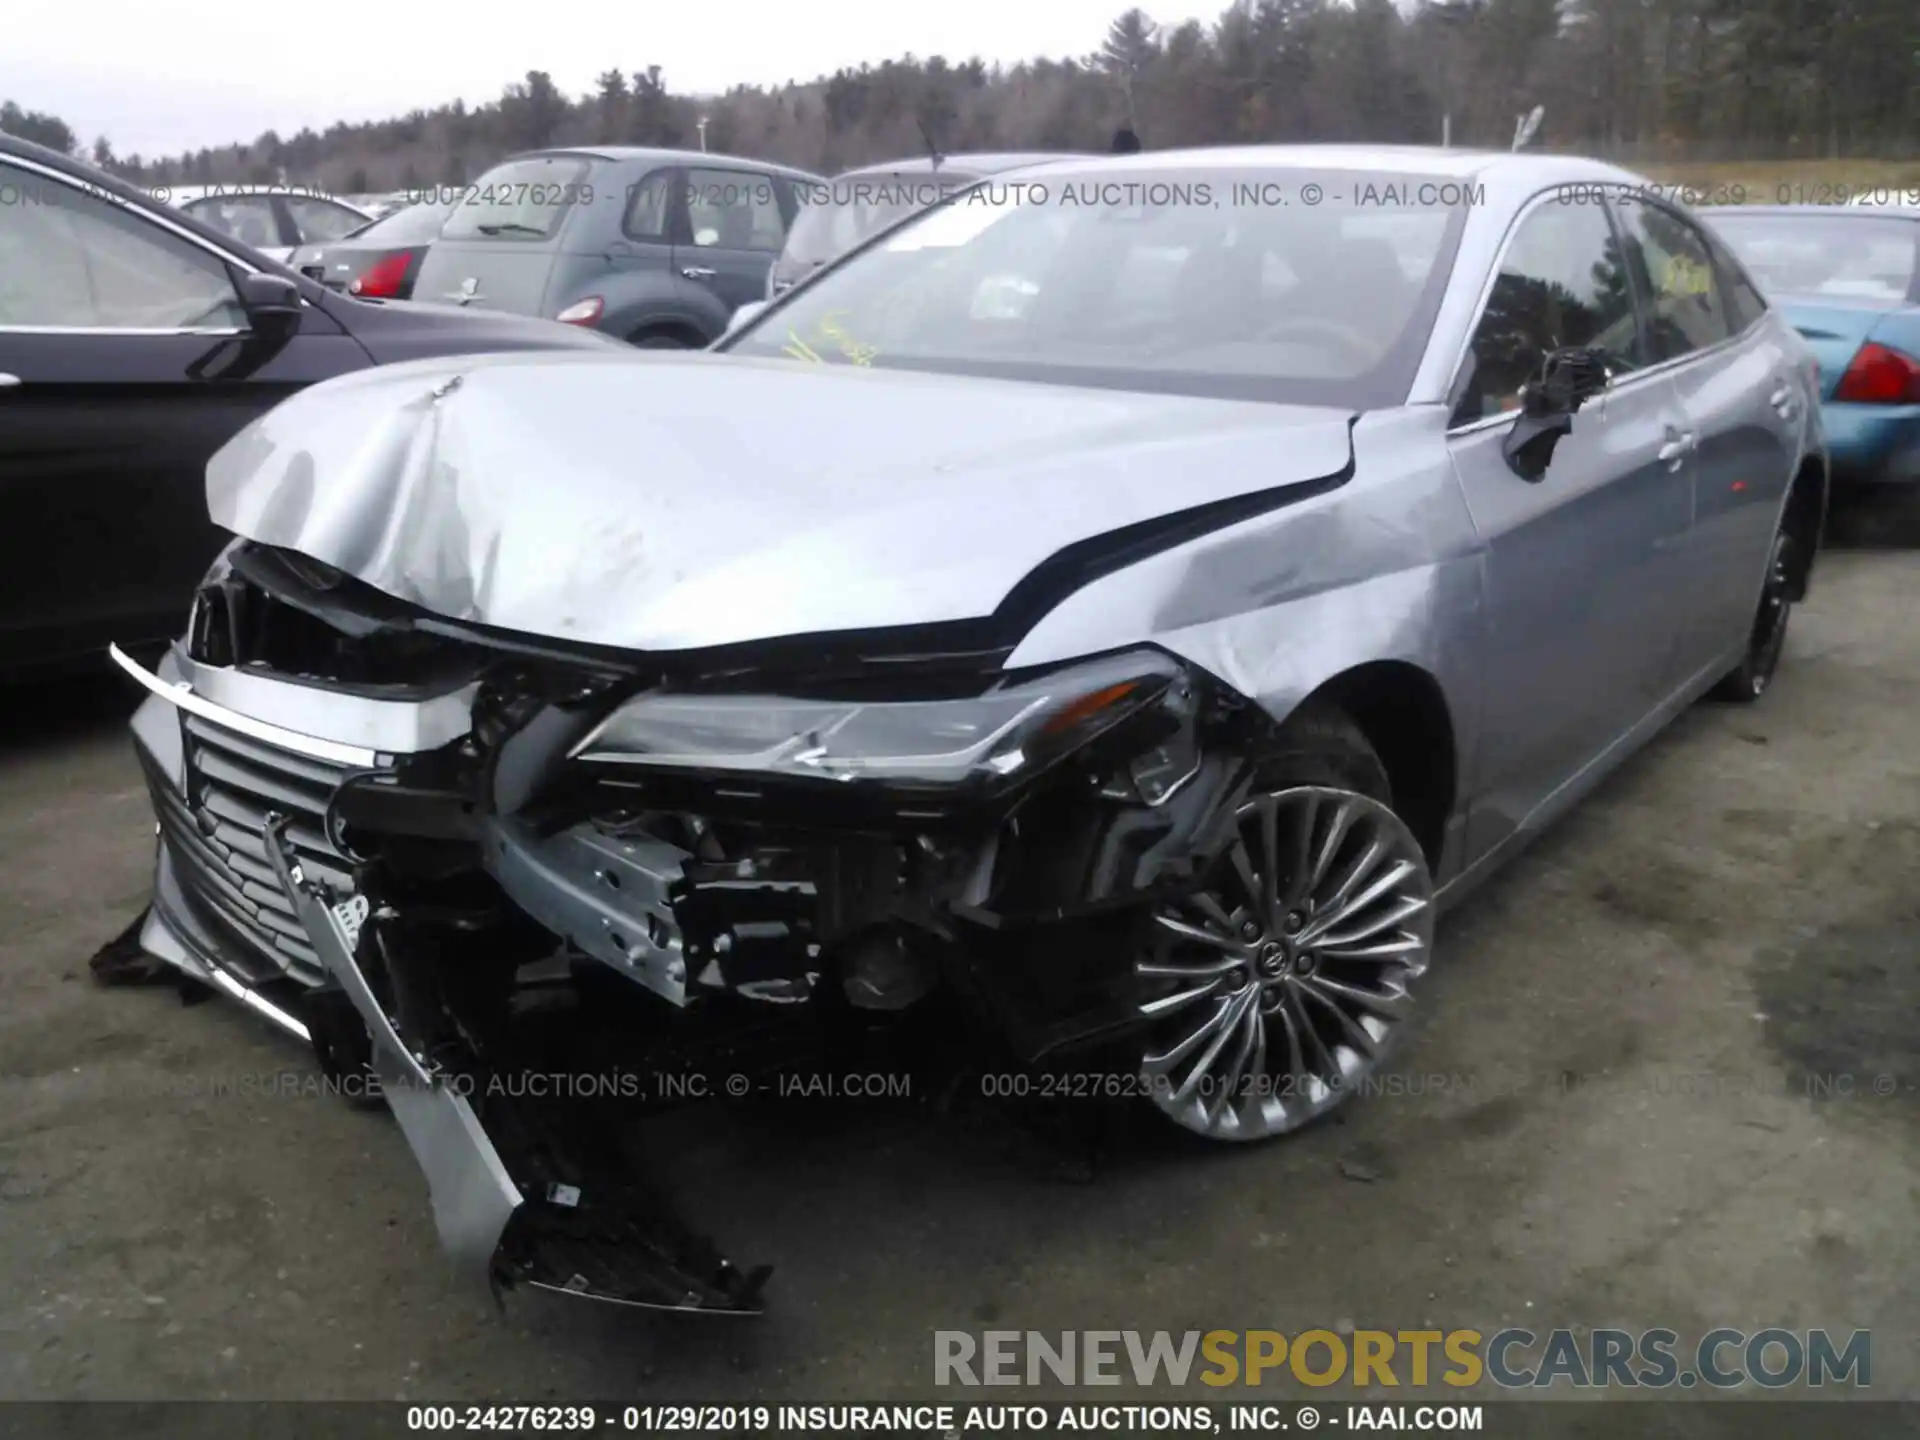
[1710,529,1794,703]
[1133,710,1436,1142]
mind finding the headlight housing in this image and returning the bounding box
[569,649,1186,790]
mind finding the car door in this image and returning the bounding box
[671,166,793,314]
[0,159,371,668]
[1445,192,1695,857]
[1613,196,1801,682]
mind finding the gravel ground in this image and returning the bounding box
[2,499,1916,1421]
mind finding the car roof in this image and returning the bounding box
[831,152,1091,180]
[1011,144,1647,185]
[1707,204,1920,221]
[500,145,822,181]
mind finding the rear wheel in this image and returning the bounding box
[1710,529,1794,703]
[1133,710,1436,1142]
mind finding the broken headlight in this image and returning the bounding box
[569,649,1186,789]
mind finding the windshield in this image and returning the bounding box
[782,172,982,268]
[726,168,1471,406]
[1710,214,1919,304]
[440,156,591,241]
[343,197,460,245]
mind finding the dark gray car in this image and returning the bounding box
[411,147,822,346]
[766,152,1087,300]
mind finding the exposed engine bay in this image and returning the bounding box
[106,537,1290,1314]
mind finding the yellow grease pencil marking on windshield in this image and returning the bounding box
[783,330,824,363]
[818,313,878,366]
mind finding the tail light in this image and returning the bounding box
[348,250,413,298]
[556,296,604,326]
[1833,341,1920,404]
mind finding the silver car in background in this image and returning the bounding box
[102,146,1827,1316]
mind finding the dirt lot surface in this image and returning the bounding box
[3,501,1917,1425]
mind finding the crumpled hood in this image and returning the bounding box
[205,350,1355,652]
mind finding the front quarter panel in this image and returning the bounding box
[1007,407,1484,870]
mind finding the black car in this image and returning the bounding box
[289,195,462,300]
[0,136,621,674]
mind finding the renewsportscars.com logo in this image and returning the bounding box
[934,1328,1871,1390]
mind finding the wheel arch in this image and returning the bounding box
[626,316,711,348]
[1780,452,1828,601]
[1283,660,1459,871]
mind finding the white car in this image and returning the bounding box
[168,184,372,263]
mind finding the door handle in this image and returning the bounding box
[1768,384,1797,419]
[0,373,21,388]
[681,265,717,281]
[1656,430,1693,469]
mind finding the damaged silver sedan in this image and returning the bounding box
[101,147,1829,1314]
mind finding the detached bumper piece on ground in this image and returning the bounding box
[100,541,1440,1314]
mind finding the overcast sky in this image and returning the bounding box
[3,0,1210,159]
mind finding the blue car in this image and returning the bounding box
[1708,205,1920,484]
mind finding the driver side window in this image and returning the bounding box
[0,165,248,330]
[1455,198,1640,425]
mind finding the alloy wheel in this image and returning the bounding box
[1135,784,1435,1141]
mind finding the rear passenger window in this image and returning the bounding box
[1615,198,1732,359]
[683,168,787,252]
[1455,199,1640,424]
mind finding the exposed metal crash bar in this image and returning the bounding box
[259,815,524,1291]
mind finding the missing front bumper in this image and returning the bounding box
[253,812,772,1314]
[112,641,773,1315]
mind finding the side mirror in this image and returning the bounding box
[726,299,769,334]
[1501,345,1612,482]
[238,272,303,342]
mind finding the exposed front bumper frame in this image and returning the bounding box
[111,642,771,1312]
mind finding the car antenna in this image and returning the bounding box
[918,120,944,173]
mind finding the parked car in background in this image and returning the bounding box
[410,146,822,346]
[1707,205,1920,484]
[288,194,460,300]
[764,152,1088,301]
[102,146,1825,1318]
[341,191,414,223]
[0,134,621,674]
[171,184,373,263]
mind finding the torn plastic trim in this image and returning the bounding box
[259,815,522,1287]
